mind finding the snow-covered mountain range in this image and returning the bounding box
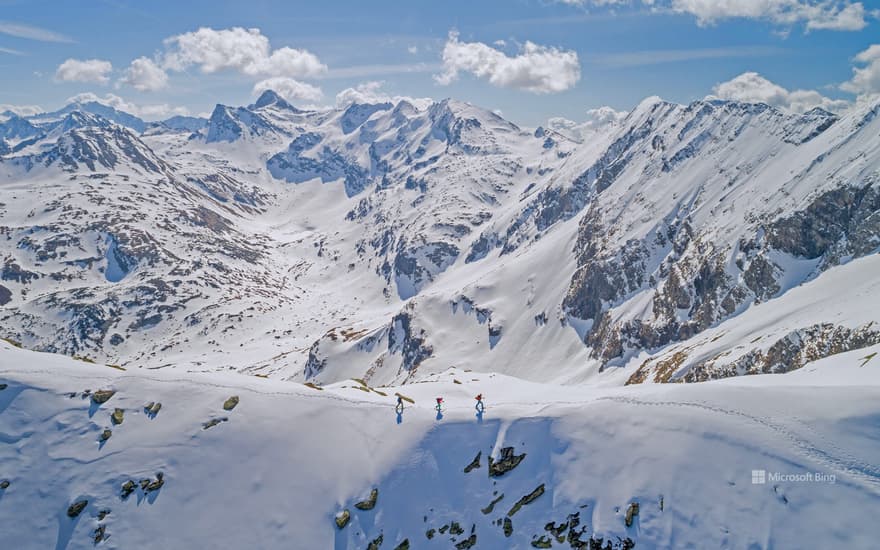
[1,89,879,387]
[2,89,880,550]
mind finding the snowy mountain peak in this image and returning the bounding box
[251,89,301,112]
[29,100,147,133]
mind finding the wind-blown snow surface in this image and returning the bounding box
[2,342,879,549]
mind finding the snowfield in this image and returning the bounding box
[2,341,878,549]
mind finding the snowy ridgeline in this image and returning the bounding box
[1,340,879,549]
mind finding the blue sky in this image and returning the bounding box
[1,0,878,125]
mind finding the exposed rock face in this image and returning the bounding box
[335,509,350,529]
[682,323,880,382]
[93,524,106,544]
[355,488,379,511]
[202,417,228,430]
[303,340,327,380]
[144,472,164,493]
[507,484,545,517]
[144,402,161,416]
[91,390,116,404]
[625,502,639,527]
[387,311,433,373]
[120,480,136,499]
[489,447,527,477]
[464,452,481,473]
[222,396,239,411]
[565,181,880,374]
[267,132,374,197]
[366,534,384,550]
[481,493,504,515]
[67,499,88,518]
[765,183,880,267]
[393,242,459,299]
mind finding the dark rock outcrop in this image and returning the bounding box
[67,499,88,518]
[489,447,526,477]
[355,488,379,511]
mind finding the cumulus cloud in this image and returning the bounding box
[66,92,189,120]
[162,27,326,79]
[711,72,850,113]
[334,81,432,109]
[669,0,870,31]
[435,31,580,94]
[335,81,394,107]
[55,58,113,84]
[584,106,629,126]
[252,77,323,103]
[840,44,880,99]
[118,57,169,92]
[547,106,628,141]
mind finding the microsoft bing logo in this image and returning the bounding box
[752,470,766,484]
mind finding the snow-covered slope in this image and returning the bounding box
[0,92,878,388]
[1,340,879,548]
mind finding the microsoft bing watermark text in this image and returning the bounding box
[751,469,836,484]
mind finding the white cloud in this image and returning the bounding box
[335,81,393,107]
[55,59,113,84]
[435,31,580,94]
[407,45,418,55]
[669,0,870,31]
[118,57,169,92]
[252,77,323,103]
[711,72,850,113]
[553,1,871,31]
[335,81,432,109]
[0,20,73,43]
[840,44,880,98]
[336,80,424,109]
[66,92,189,120]
[0,103,44,117]
[547,106,628,140]
[162,27,326,79]
[584,106,629,125]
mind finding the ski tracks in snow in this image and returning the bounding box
[596,395,880,494]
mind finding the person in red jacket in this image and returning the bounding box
[435,397,443,411]
[475,394,484,412]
